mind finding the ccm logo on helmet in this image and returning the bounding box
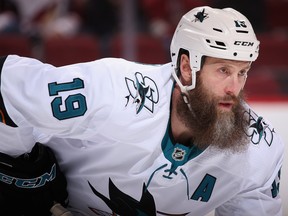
[234,41,254,46]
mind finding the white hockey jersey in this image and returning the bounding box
[0,55,284,216]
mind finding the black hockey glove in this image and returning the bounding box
[0,143,69,216]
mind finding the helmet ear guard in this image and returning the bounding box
[170,6,260,94]
[171,48,201,95]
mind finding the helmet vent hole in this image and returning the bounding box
[250,54,253,57]
[233,52,237,56]
[213,28,223,33]
[216,41,225,46]
[236,30,249,34]
[205,39,226,50]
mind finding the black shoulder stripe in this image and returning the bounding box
[0,56,17,127]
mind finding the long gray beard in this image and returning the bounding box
[197,106,249,153]
[176,79,249,153]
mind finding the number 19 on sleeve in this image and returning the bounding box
[48,78,87,120]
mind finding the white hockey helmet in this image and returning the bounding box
[170,6,260,93]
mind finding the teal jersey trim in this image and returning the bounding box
[161,120,203,175]
[145,120,204,198]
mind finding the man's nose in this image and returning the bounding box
[224,74,242,95]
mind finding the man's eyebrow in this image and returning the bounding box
[212,61,251,69]
[244,66,251,70]
[240,65,251,71]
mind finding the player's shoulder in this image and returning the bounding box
[94,58,173,90]
[241,103,284,178]
[98,57,171,74]
[4,55,49,67]
[243,102,284,152]
[209,102,284,179]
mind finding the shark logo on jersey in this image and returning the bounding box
[249,116,269,144]
[244,109,274,146]
[88,178,190,216]
[271,168,281,198]
[86,129,215,215]
[125,72,159,114]
[88,179,156,215]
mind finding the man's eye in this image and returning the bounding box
[219,68,229,74]
[239,70,247,77]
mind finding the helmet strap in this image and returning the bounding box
[181,92,192,111]
[172,67,198,112]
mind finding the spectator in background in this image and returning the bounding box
[8,0,82,38]
[0,0,19,33]
[140,0,212,38]
[35,0,82,39]
[9,0,57,37]
[81,0,118,37]
[212,0,266,32]
[140,0,211,60]
[140,0,182,38]
[80,0,119,57]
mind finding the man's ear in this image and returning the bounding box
[179,54,192,84]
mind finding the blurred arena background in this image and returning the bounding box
[0,0,287,215]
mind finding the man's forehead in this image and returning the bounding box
[205,56,250,65]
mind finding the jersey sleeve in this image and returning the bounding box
[215,132,284,216]
[214,179,283,216]
[0,55,115,143]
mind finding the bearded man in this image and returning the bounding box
[0,6,284,216]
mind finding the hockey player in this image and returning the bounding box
[0,6,284,216]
